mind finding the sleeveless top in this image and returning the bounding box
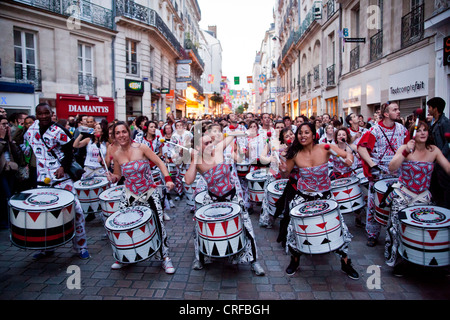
[201,163,234,196]
[399,160,434,194]
[121,159,155,194]
[296,163,331,192]
[85,140,107,169]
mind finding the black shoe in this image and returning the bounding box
[286,256,300,276]
[248,207,254,215]
[85,212,96,222]
[355,217,365,228]
[367,237,378,247]
[341,259,359,280]
[393,263,407,277]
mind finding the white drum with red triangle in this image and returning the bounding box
[267,179,288,216]
[236,162,251,177]
[290,199,344,254]
[9,188,75,249]
[194,190,207,208]
[330,176,364,214]
[99,185,125,222]
[374,178,398,225]
[355,168,368,203]
[246,169,268,203]
[398,205,450,267]
[195,202,246,257]
[74,177,110,214]
[105,206,161,264]
[183,174,200,206]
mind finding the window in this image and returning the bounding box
[14,29,37,80]
[126,39,139,76]
[78,43,93,76]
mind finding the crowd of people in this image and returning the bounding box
[0,96,449,278]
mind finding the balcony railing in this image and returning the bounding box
[78,73,97,95]
[327,0,336,21]
[15,65,42,91]
[370,30,383,62]
[350,45,360,72]
[313,65,320,87]
[116,0,186,59]
[184,39,205,69]
[13,0,114,29]
[301,76,306,93]
[401,4,424,48]
[326,64,335,86]
[189,78,203,96]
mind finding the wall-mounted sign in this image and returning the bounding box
[388,64,428,100]
[125,79,144,93]
[344,38,366,43]
[444,36,450,67]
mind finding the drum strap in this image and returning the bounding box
[124,187,155,206]
[392,183,431,204]
[208,187,236,202]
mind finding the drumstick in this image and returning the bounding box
[445,132,450,148]
[159,138,191,152]
[223,131,248,137]
[324,144,346,163]
[412,108,423,140]
[340,138,359,158]
[96,142,110,173]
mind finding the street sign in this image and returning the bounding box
[344,38,366,43]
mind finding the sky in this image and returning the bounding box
[196,0,275,91]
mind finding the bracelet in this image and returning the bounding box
[402,149,410,158]
[164,175,173,183]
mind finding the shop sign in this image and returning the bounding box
[125,79,144,93]
[388,64,428,100]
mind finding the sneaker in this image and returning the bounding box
[111,261,123,269]
[367,237,378,247]
[251,261,265,276]
[169,200,176,208]
[32,250,54,260]
[341,259,359,280]
[162,257,175,274]
[174,196,180,201]
[192,259,203,270]
[163,213,171,221]
[79,249,90,260]
[286,255,300,276]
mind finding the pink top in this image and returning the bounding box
[121,160,155,194]
[202,163,234,196]
[399,160,434,194]
[296,163,331,192]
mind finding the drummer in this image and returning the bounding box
[385,121,450,275]
[184,122,265,276]
[279,122,359,279]
[107,121,176,274]
[24,103,90,260]
[329,127,357,180]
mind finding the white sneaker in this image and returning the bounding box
[164,213,171,221]
[162,257,175,274]
[169,200,175,208]
[111,261,123,269]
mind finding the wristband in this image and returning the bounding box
[164,175,173,183]
[402,149,410,158]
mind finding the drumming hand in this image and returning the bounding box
[55,167,65,179]
[106,172,118,183]
[370,165,382,178]
[279,160,287,172]
[166,181,175,191]
[406,140,415,153]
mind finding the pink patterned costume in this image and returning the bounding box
[118,159,170,259]
[193,163,260,265]
[384,160,434,266]
[285,163,352,258]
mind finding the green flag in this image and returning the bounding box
[234,76,240,85]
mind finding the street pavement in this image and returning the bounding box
[1,194,449,303]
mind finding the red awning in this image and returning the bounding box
[56,94,115,122]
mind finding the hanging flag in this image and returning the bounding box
[259,74,267,84]
[208,74,214,84]
[247,76,253,83]
[234,77,240,85]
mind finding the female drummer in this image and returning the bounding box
[385,121,450,275]
[279,122,359,279]
[184,122,265,276]
[107,121,176,273]
[329,127,357,180]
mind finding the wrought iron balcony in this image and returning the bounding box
[12,0,114,29]
[313,65,320,87]
[401,4,424,48]
[350,45,360,72]
[189,78,203,96]
[370,30,383,62]
[116,0,186,59]
[78,73,97,96]
[326,64,335,86]
[184,39,205,69]
[15,65,42,91]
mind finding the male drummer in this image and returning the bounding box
[357,102,409,247]
[24,103,89,260]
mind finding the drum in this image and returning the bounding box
[167,163,178,177]
[245,169,268,203]
[152,168,162,186]
[105,206,161,264]
[9,188,75,249]
[398,205,450,267]
[355,168,368,203]
[374,178,398,226]
[99,185,125,222]
[236,162,251,177]
[182,174,200,206]
[195,202,246,258]
[267,179,288,216]
[194,190,207,208]
[74,177,110,214]
[330,176,364,214]
[290,199,344,254]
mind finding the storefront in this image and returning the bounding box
[0,82,40,116]
[125,79,144,121]
[56,94,115,122]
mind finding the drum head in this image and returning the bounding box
[268,179,288,195]
[399,206,450,228]
[291,199,338,218]
[105,206,153,231]
[9,188,74,211]
[194,190,207,203]
[195,202,241,221]
[99,185,125,201]
[374,178,397,193]
[331,176,359,188]
[245,169,267,181]
[74,177,109,189]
